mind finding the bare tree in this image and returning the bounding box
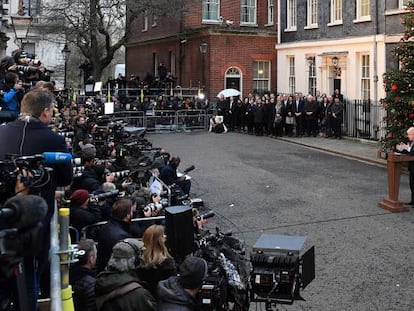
[41,0,186,81]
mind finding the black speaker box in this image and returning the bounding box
[165,205,194,261]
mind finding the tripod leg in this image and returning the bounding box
[14,262,31,311]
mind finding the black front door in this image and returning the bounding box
[226,77,240,91]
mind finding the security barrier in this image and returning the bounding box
[104,109,210,133]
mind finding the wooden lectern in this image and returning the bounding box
[379,153,414,212]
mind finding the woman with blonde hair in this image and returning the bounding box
[137,225,176,296]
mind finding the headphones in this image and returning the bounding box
[120,240,141,267]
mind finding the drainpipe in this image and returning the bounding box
[372,0,380,104]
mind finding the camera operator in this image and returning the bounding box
[0,89,72,310]
[69,189,102,237]
[157,256,208,311]
[71,144,107,193]
[72,115,90,156]
[159,156,191,196]
[0,72,24,121]
[96,198,136,272]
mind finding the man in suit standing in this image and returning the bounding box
[293,93,305,137]
[0,89,73,310]
[396,127,414,206]
[303,95,318,137]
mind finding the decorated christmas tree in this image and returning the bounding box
[380,1,414,152]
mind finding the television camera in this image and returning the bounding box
[249,234,315,310]
[0,152,72,204]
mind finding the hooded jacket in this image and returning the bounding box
[95,271,155,311]
[156,276,198,311]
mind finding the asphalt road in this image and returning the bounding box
[149,131,414,311]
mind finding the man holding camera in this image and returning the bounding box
[0,89,73,310]
[159,156,191,196]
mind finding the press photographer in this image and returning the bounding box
[0,89,72,310]
[0,72,24,122]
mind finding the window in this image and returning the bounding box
[288,56,296,94]
[152,14,157,27]
[356,0,370,20]
[202,0,220,22]
[286,0,297,31]
[308,57,316,96]
[399,0,408,9]
[330,0,342,24]
[361,54,370,100]
[268,0,274,25]
[142,11,148,31]
[253,61,271,93]
[306,0,318,27]
[241,0,256,24]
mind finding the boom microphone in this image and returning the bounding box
[42,152,73,165]
[1,195,47,229]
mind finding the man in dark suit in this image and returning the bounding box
[303,95,318,137]
[217,95,230,128]
[396,127,414,206]
[293,93,305,137]
[0,89,73,310]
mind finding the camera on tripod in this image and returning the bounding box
[249,234,315,309]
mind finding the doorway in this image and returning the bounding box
[225,67,242,95]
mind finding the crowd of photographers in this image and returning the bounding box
[0,60,220,310]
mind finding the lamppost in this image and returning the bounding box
[62,43,71,89]
[10,0,32,49]
[199,42,208,90]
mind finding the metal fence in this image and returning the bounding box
[107,109,210,133]
[343,100,386,141]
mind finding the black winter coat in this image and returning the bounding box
[70,202,102,235]
[95,271,155,311]
[71,166,104,193]
[96,218,131,272]
[137,257,177,297]
[157,276,198,311]
[69,265,96,311]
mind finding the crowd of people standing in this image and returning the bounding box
[213,90,345,139]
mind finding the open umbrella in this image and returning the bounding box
[217,88,241,98]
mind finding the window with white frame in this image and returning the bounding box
[308,57,317,96]
[253,61,271,93]
[268,0,274,25]
[241,0,256,24]
[356,0,370,20]
[330,0,342,24]
[399,0,408,9]
[306,0,318,27]
[288,56,296,94]
[142,10,148,31]
[361,54,370,100]
[202,0,220,22]
[286,0,297,30]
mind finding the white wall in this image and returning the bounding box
[277,35,387,101]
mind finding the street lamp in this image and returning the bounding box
[10,0,32,49]
[62,43,71,89]
[199,42,208,90]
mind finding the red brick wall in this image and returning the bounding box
[126,0,278,98]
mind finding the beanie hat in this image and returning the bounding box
[179,256,208,289]
[81,143,96,160]
[70,189,90,206]
[111,238,144,260]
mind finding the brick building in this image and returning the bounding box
[277,0,406,101]
[126,0,277,99]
